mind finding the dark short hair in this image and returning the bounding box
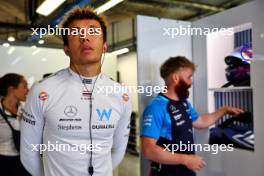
[0,73,24,97]
[160,56,196,80]
[60,6,107,45]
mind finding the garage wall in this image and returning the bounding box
[136,15,193,176]
[117,52,138,112]
[192,0,264,175]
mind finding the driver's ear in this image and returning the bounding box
[172,72,180,83]
[7,86,15,94]
[103,42,108,53]
[64,46,70,56]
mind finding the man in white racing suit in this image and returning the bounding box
[20,7,132,176]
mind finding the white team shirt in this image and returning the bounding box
[20,68,132,176]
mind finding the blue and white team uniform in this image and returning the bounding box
[141,93,199,176]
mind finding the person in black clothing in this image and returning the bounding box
[0,73,30,175]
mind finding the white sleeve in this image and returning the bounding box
[20,84,45,176]
[111,95,132,169]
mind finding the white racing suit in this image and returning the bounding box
[20,68,132,176]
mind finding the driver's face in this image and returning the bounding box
[64,19,106,66]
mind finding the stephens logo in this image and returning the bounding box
[39,91,48,101]
[64,106,78,117]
